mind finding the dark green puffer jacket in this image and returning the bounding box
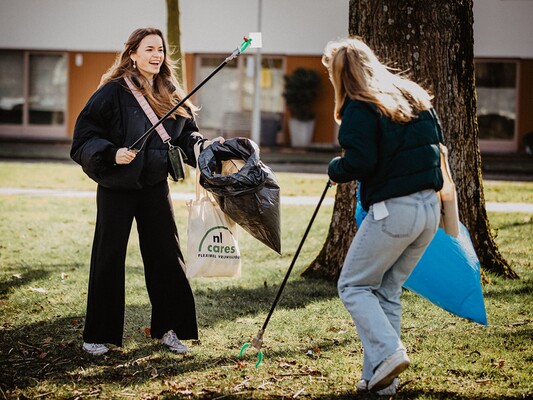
[328,98,443,211]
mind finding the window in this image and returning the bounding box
[194,55,284,141]
[475,61,517,145]
[242,57,284,114]
[29,54,67,125]
[0,51,24,124]
[196,56,240,130]
[0,50,68,138]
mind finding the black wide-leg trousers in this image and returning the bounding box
[82,181,198,346]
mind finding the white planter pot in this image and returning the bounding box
[289,118,315,147]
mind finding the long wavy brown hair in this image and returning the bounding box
[100,27,196,119]
[322,37,432,124]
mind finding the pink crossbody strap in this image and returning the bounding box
[124,77,171,143]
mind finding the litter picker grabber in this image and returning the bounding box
[239,180,333,368]
[128,36,257,152]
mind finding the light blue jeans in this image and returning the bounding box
[338,189,440,380]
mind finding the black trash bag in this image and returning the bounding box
[198,137,281,254]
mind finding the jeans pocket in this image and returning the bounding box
[380,201,418,238]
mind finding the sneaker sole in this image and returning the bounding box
[370,360,409,391]
[82,347,108,356]
[86,351,108,356]
[168,348,189,354]
[376,378,400,396]
[356,380,368,392]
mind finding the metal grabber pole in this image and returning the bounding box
[239,180,333,368]
[128,37,253,152]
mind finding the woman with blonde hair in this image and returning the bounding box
[71,27,220,356]
[323,37,443,395]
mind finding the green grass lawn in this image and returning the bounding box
[0,161,532,399]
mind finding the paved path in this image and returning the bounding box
[1,187,532,213]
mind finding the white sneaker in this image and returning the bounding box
[160,330,189,354]
[357,378,400,395]
[376,378,400,396]
[356,379,368,392]
[82,342,109,356]
[368,350,410,391]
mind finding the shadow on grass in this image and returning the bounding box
[1,309,528,400]
[153,388,532,399]
[483,280,533,299]
[0,277,339,394]
[0,268,51,298]
[308,393,525,400]
[194,277,338,327]
[0,314,352,394]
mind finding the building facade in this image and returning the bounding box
[0,0,532,153]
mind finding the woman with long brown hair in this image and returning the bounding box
[71,27,219,356]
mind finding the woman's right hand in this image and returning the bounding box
[115,148,137,165]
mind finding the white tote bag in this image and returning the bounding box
[186,152,241,278]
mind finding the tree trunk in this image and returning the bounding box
[302,181,358,280]
[303,0,517,280]
[166,0,186,89]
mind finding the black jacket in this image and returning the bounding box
[328,99,443,210]
[71,78,203,189]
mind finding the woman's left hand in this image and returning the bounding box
[115,147,137,164]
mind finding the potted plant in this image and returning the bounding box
[282,67,321,147]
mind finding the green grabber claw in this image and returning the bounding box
[238,342,250,357]
[239,37,253,53]
[238,329,265,368]
[255,351,263,368]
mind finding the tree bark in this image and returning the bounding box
[166,0,186,89]
[302,181,358,280]
[303,0,517,280]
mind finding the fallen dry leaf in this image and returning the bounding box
[70,319,81,327]
[140,326,151,338]
[232,361,246,370]
[300,366,322,376]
